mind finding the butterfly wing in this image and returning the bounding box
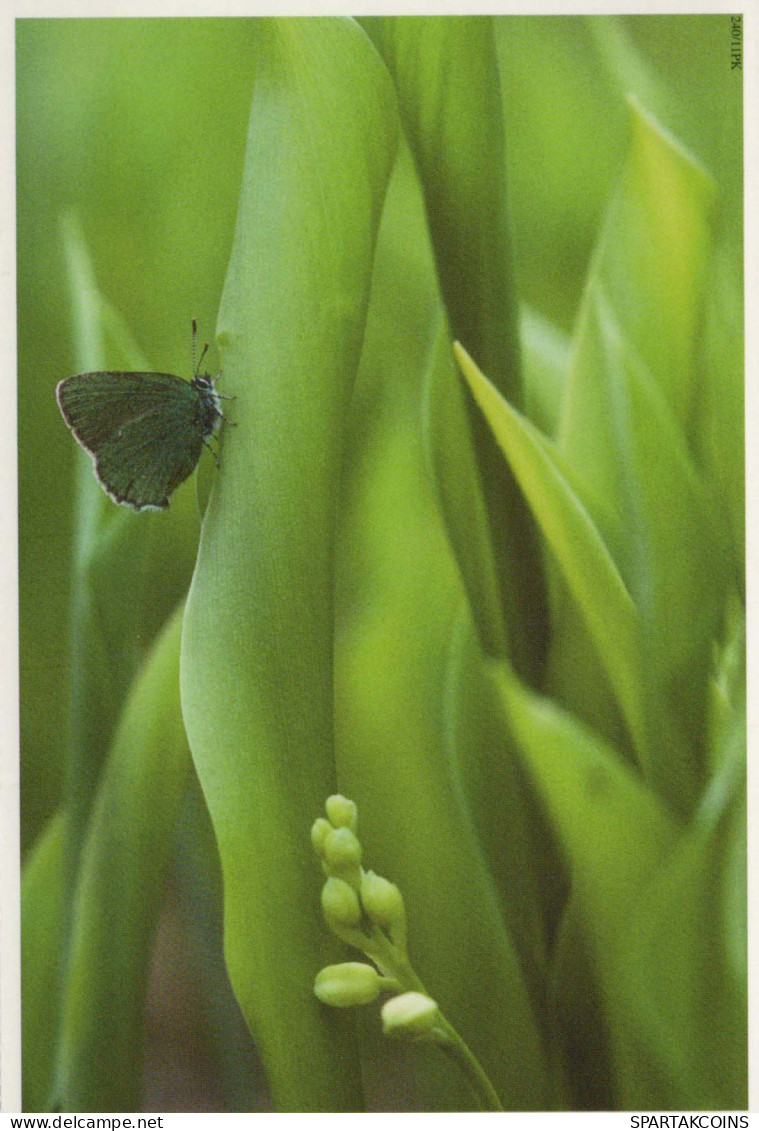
[57,372,205,510]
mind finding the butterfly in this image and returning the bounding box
[56,320,231,511]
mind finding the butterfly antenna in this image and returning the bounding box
[191,319,210,379]
[196,341,210,377]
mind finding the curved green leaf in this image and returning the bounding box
[180,18,398,1111]
[455,343,643,761]
[362,16,519,401]
[491,664,677,952]
[56,604,190,1111]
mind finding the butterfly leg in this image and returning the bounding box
[202,435,221,468]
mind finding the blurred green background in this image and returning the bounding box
[17,15,742,1110]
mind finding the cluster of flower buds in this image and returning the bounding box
[311,794,441,1042]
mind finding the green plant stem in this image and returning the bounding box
[435,1019,505,1112]
[364,925,504,1111]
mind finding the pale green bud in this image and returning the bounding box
[321,876,361,930]
[311,817,332,857]
[360,871,406,947]
[314,962,381,1007]
[381,992,440,1039]
[325,794,358,831]
[323,827,362,886]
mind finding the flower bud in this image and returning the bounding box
[381,992,440,1039]
[311,817,332,857]
[325,794,358,832]
[321,876,362,930]
[360,871,406,947]
[323,827,362,886]
[314,962,381,1007]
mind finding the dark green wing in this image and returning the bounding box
[57,372,204,510]
[56,372,196,450]
[94,409,205,510]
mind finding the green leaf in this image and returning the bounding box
[362,17,518,401]
[490,664,678,955]
[180,18,398,1112]
[422,303,568,660]
[455,343,643,761]
[423,319,508,658]
[56,604,191,1111]
[364,15,548,680]
[21,812,68,1112]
